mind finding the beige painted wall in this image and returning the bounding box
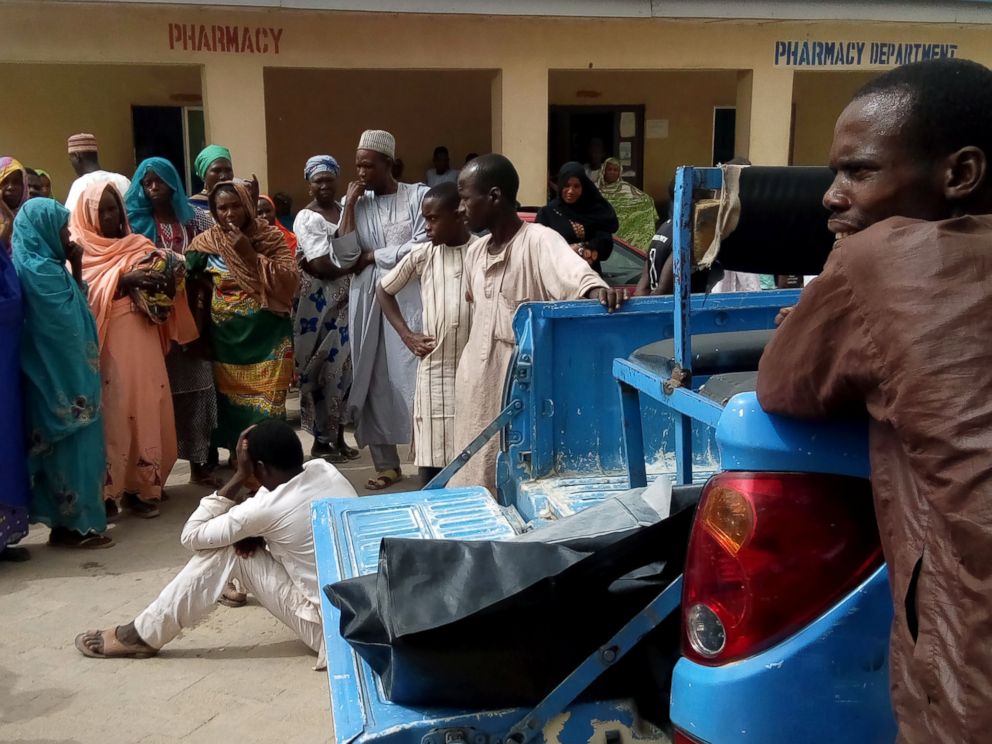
[791,71,880,165]
[3,3,992,202]
[264,68,494,209]
[549,70,739,202]
[0,63,202,202]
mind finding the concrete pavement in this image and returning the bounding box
[0,411,416,744]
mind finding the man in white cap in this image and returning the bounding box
[64,133,131,211]
[335,130,430,489]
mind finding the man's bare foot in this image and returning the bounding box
[75,622,157,659]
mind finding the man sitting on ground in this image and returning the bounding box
[75,419,356,667]
[758,58,992,742]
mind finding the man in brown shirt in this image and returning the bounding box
[757,58,992,743]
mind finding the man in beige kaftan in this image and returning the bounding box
[451,155,623,495]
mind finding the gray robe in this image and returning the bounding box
[340,182,429,448]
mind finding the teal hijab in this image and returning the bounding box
[125,157,195,242]
[11,199,101,450]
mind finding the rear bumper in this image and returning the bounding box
[670,564,896,743]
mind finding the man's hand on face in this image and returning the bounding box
[346,181,366,205]
[234,535,266,558]
[586,286,626,313]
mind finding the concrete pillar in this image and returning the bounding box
[201,61,269,190]
[492,63,548,207]
[734,67,795,166]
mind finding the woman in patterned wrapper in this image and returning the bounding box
[292,155,366,463]
[186,181,298,454]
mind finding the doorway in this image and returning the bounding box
[548,105,645,190]
[711,106,737,165]
[132,105,206,196]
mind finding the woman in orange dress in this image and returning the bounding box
[71,182,197,520]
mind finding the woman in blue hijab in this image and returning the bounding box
[125,158,220,488]
[0,223,29,559]
[12,199,111,548]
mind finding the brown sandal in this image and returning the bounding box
[49,529,114,550]
[75,628,158,659]
[123,493,160,519]
[218,581,248,608]
[366,468,403,491]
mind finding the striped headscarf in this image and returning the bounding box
[304,155,340,181]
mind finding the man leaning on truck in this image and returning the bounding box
[757,58,992,744]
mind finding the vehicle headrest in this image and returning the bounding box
[716,166,836,276]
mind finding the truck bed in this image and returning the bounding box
[313,487,671,744]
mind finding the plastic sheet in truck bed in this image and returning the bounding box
[312,487,670,744]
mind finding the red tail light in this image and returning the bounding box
[673,730,705,744]
[682,472,882,665]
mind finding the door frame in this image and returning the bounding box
[548,104,646,189]
[182,105,205,196]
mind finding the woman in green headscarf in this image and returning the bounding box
[12,199,112,548]
[189,145,233,210]
[597,157,659,252]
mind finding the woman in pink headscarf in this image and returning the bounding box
[71,182,197,521]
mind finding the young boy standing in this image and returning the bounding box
[376,182,474,484]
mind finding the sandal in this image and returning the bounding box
[339,444,361,461]
[310,441,335,457]
[320,447,350,465]
[218,580,248,608]
[105,500,121,523]
[75,628,158,659]
[49,528,114,550]
[191,473,225,489]
[191,464,224,489]
[366,468,403,491]
[123,493,160,519]
[0,546,30,562]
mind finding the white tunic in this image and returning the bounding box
[380,239,474,467]
[449,223,607,495]
[65,170,132,211]
[343,182,430,448]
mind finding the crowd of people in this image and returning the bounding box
[0,129,624,560]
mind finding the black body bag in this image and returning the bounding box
[324,494,696,710]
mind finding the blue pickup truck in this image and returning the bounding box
[311,166,896,744]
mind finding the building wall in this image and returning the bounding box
[264,68,494,208]
[3,3,992,204]
[549,70,739,201]
[790,71,880,165]
[0,63,202,202]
